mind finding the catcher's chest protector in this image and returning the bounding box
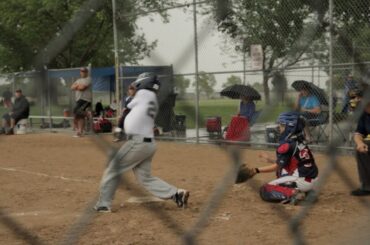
[226,115,250,141]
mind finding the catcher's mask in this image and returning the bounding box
[276,112,305,143]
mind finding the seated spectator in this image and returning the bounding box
[348,89,363,113]
[109,99,118,113]
[113,84,136,142]
[342,73,358,113]
[2,88,13,108]
[238,95,256,121]
[94,100,104,117]
[0,89,30,135]
[295,86,321,142]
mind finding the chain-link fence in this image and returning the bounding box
[1,0,370,244]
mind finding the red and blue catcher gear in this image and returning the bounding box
[260,184,296,202]
[276,141,318,179]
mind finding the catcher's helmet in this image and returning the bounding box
[276,112,305,142]
[132,72,160,92]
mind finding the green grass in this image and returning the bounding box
[174,99,289,128]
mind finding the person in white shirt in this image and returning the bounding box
[71,67,92,137]
[95,73,189,213]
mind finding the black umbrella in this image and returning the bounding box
[220,84,261,100]
[292,80,328,105]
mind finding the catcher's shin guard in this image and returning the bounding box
[259,184,296,203]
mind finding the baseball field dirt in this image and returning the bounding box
[0,133,369,244]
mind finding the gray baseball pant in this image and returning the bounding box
[95,135,177,208]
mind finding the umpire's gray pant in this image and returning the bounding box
[96,136,177,208]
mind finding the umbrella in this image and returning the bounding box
[292,80,328,105]
[220,84,261,100]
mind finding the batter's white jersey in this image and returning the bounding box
[124,89,158,138]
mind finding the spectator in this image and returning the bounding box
[295,86,321,142]
[71,67,92,137]
[2,88,13,108]
[351,99,370,196]
[0,89,30,135]
[113,84,136,142]
[94,100,104,117]
[238,95,256,121]
[109,99,118,112]
[342,74,358,113]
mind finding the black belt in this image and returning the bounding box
[127,135,152,143]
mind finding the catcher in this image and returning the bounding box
[236,112,319,204]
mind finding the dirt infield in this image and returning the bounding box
[0,133,369,244]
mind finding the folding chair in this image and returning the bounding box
[305,108,329,143]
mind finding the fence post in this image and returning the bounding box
[112,0,121,122]
[328,0,334,143]
[193,0,200,143]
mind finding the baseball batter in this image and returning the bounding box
[95,73,189,212]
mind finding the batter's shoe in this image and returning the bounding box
[94,206,111,213]
[173,189,190,208]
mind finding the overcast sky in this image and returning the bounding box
[136,7,329,91]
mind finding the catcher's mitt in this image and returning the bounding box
[235,164,257,184]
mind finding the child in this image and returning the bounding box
[237,112,319,204]
[95,73,189,212]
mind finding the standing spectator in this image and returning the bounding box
[351,99,370,196]
[342,74,358,113]
[0,89,29,135]
[2,88,13,108]
[71,67,92,137]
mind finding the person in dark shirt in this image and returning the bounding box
[94,100,104,117]
[351,100,370,196]
[2,88,13,108]
[1,89,30,135]
[113,84,136,142]
[237,112,319,204]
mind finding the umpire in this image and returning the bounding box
[351,100,370,196]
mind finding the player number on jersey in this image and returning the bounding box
[147,101,157,119]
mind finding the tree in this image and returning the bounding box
[271,72,287,103]
[0,0,170,103]
[222,75,241,88]
[174,75,190,99]
[206,0,325,104]
[193,72,217,99]
[251,82,264,92]
[0,0,170,72]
